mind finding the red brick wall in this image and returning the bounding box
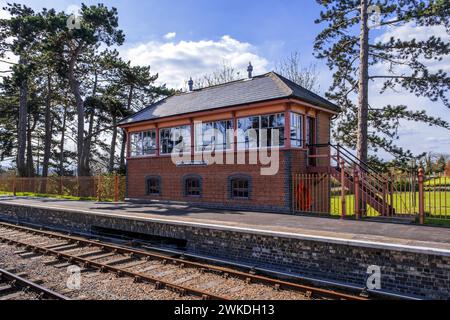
[127,150,300,210]
[125,110,331,212]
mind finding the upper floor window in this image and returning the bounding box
[130,130,157,157]
[184,175,201,197]
[290,112,303,148]
[195,119,233,152]
[237,113,285,149]
[160,125,191,155]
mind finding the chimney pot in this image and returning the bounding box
[188,77,194,91]
[247,62,253,78]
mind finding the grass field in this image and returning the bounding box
[0,191,108,202]
[330,191,450,218]
[424,176,450,186]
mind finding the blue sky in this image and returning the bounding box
[1,0,449,158]
[82,0,325,63]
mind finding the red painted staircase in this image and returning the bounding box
[307,143,395,216]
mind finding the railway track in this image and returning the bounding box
[0,267,69,300]
[0,221,368,300]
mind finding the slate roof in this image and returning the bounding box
[119,72,340,125]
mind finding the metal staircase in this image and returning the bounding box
[307,143,395,216]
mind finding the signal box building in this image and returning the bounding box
[118,70,340,213]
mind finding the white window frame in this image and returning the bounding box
[130,129,157,157]
[159,125,191,155]
[194,119,234,152]
[237,113,285,150]
[290,112,304,148]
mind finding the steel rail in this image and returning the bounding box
[0,234,229,300]
[0,222,367,300]
[0,267,70,300]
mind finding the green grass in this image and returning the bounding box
[330,191,450,218]
[0,191,112,202]
[424,217,450,227]
[424,176,450,186]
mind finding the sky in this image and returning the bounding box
[0,0,449,159]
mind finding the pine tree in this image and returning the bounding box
[48,4,125,176]
[314,0,450,166]
[0,4,45,176]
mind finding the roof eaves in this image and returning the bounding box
[273,72,340,112]
[117,97,168,125]
[118,96,292,127]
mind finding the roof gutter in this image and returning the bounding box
[288,98,341,115]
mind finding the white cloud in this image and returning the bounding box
[122,35,269,89]
[65,4,81,15]
[163,32,176,40]
[374,22,450,74]
[0,6,10,20]
[375,22,450,43]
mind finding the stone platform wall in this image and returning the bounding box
[0,202,448,299]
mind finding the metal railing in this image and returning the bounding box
[293,169,450,222]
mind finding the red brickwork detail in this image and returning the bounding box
[128,150,306,208]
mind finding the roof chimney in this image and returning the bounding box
[188,77,194,91]
[247,62,253,78]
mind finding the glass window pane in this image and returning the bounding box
[185,178,201,196]
[231,178,249,199]
[160,125,191,154]
[147,178,160,195]
[142,130,157,155]
[195,120,233,152]
[290,112,303,147]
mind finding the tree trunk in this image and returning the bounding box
[356,0,369,166]
[25,113,36,177]
[119,85,133,170]
[119,130,127,171]
[357,0,370,216]
[42,73,52,178]
[80,70,99,176]
[67,45,87,176]
[59,103,67,176]
[109,112,117,173]
[81,110,95,175]
[17,72,28,177]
